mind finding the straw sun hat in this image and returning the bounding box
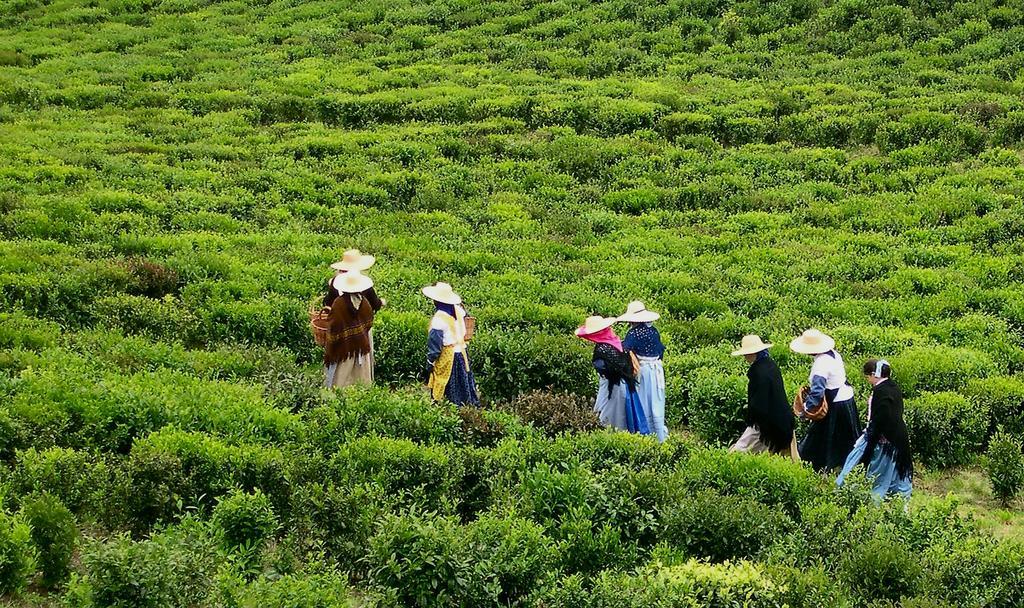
[332,271,373,294]
[617,300,660,323]
[421,282,462,305]
[330,249,375,272]
[789,328,836,355]
[575,315,616,337]
[731,335,773,357]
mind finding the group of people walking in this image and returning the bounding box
[318,250,912,502]
[319,250,479,406]
[728,329,913,501]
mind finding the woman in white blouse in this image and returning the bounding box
[790,329,861,472]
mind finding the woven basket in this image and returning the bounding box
[464,315,476,341]
[309,306,331,347]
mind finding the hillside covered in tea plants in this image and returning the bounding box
[2,0,1024,604]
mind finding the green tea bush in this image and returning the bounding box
[905,392,989,468]
[289,482,384,571]
[7,447,109,515]
[922,536,1024,608]
[661,490,795,562]
[686,370,748,445]
[673,448,821,514]
[840,535,922,604]
[891,345,998,396]
[366,511,497,608]
[303,386,461,449]
[983,428,1024,507]
[69,520,219,608]
[0,511,35,595]
[219,568,356,608]
[329,436,457,511]
[20,494,76,589]
[466,514,556,605]
[965,375,1024,436]
[211,489,278,550]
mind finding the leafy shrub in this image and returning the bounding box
[69,520,219,608]
[686,370,747,445]
[673,448,821,514]
[466,514,556,604]
[7,447,109,515]
[984,428,1024,507]
[212,489,278,550]
[892,345,997,396]
[219,568,356,608]
[585,560,785,608]
[0,511,35,595]
[289,482,383,571]
[661,490,794,562]
[840,535,922,604]
[905,392,989,468]
[366,511,497,608]
[922,536,1024,608]
[500,390,601,437]
[21,494,76,589]
[965,375,1024,436]
[303,386,461,449]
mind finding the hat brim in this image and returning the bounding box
[618,311,660,323]
[731,343,772,356]
[575,318,616,337]
[789,336,835,355]
[333,274,374,293]
[422,286,462,305]
[330,255,375,271]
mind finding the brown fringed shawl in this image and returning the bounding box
[323,294,375,365]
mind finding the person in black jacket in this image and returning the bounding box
[729,335,798,460]
[836,359,913,501]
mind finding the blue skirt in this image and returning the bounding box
[836,434,912,501]
[445,352,480,407]
[635,358,667,442]
[595,377,651,436]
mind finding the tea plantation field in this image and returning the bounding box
[2,0,1024,604]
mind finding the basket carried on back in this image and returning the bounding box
[309,305,331,347]
[464,315,476,342]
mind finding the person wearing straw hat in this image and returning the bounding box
[323,271,378,389]
[619,301,668,442]
[422,282,479,406]
[576,315,651,436]
[836,359,912,501]
[790,328,861,472]
[323,249,383,310]
[729,335,798,459]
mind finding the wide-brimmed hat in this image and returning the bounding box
[575,315,616,337]
[421,282,462,305]
[617,300,660,323]
[789,328,836,355]
[330,249,375,272]
[731,335,773,356]
[333,271,373,294]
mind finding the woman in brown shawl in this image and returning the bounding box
[324,271,378,388]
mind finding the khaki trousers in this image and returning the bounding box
[730,426,800,461]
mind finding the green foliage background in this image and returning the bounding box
[2,0,1024,604]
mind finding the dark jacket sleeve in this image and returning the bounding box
[363,287,384,312]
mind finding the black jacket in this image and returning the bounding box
[861,379,913,478]
[746,354,795,453]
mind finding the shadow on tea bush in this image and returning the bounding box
[499,390,601,437]
[21,493,76,589]
[905,391,989,468]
